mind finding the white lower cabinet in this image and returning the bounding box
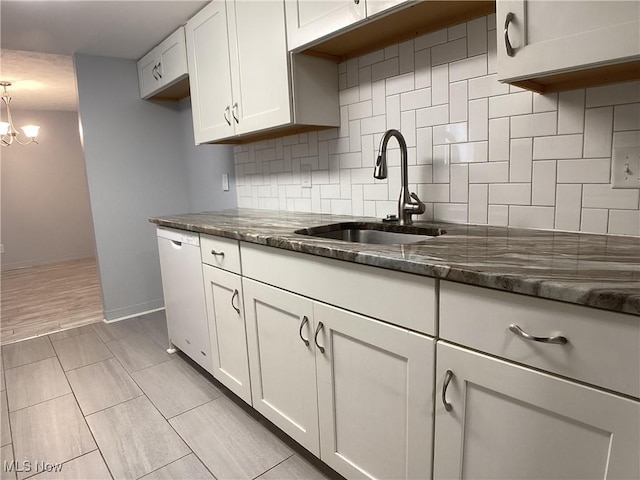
[243,276,435,479]
[314,302,434,479]
[434,342,640,480]
[202,264,251,404]
[243,278,320,455]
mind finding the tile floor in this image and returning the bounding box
[0,312,339,480]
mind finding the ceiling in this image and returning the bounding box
[0,0,208,111]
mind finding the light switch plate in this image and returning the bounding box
[611,147,640,189]
[301,164,312,188]
[222,173,229,191]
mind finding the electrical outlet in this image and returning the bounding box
[611,147,640,189]
[222,173,229,191]
[301,164,312,188]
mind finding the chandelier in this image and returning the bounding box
[1,82,40,146]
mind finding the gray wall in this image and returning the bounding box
[178,98,237,212]
[1,110,96,270]
[75,54,236,321]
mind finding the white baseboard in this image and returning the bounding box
[103,307,165,324]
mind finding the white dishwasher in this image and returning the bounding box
[157,227,213,372]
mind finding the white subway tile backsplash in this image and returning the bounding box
[433,122,468,145]
[557,158,610,184]
[468,74,509,99]
[489,118,509,161]
[614,103,640,131]
[450,164,469,202]
[509,138,533,182]
[583,184,639,209]
[489,91,532,118]
[432,65,449,105]
[533,135,583,159]
[414,49,431,89]
[469,161,508,183]
[469,98,488,141]
[509,206,555,229]
[608,210,640,236]
[449,55,487,82]
[386,72,415,95]
[415,28,448,51]
[416,105,449,127]
[432,37,467,66]
[533,93,558,113]
[555,184,582,231]
[586,81,640,108]
[451,141,488,163]
[489,183,531,205]
[510,112,557,138]
[532,160,556,206]
[469,184,488,223]
[488,204,508,226]
[467,17,487,56]
[450,81,468,122]
[581,208,608,234]
[372,57,399,81]
[583,107,613,158]
[234,14,639,236]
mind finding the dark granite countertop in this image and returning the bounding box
[150,209,640,316]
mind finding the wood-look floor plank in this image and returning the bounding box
[1,259,103,345]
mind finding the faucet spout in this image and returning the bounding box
[374,129,425,225]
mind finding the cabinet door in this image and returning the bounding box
[138,49,160,99]
[157,27,188,88]
[366,0,410,18]
[434,342,640,480]
[243,278,319,455]
[185,1,235,144]
[227,0,291,135]
[157,237,212,372]
[497,0,640,82]
[314,302,434,479]
[202,265,251,405]
[284,0,366,51]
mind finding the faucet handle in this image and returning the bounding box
[409,192,426,215]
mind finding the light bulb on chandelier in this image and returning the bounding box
[1,82,40,147]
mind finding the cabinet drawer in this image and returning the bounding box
[200,235,241,274]
[241,242,436,336]
[440,281,640,398]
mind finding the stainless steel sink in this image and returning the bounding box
[295,222,446,245]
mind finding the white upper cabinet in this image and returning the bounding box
[285,0,366,51]
[497,0,640,92]
[137,27,188,99]
[186,0,339,144]
[185,1,235,143]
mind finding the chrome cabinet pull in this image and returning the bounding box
[224,106,231,126]
[152,65,159,80]
[314,322,325,353]
[299,316,310,346]
[231,289,240,314]
[508,324,568,345]
[442,369,454,412]
[210,249,225,258]
[156,62,162,78]
[354,0,360,4]
[504,12,515,57]
[232,103,239,123]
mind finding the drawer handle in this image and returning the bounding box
[299,316,310,346]
[442,369,454,412]
[232,103,239,124]
[314,322,325,354]
[224,106,231,126]
[231,289,240,314]
[508,324,568,345]
[504,12,515,57]
[211,249,225,258]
